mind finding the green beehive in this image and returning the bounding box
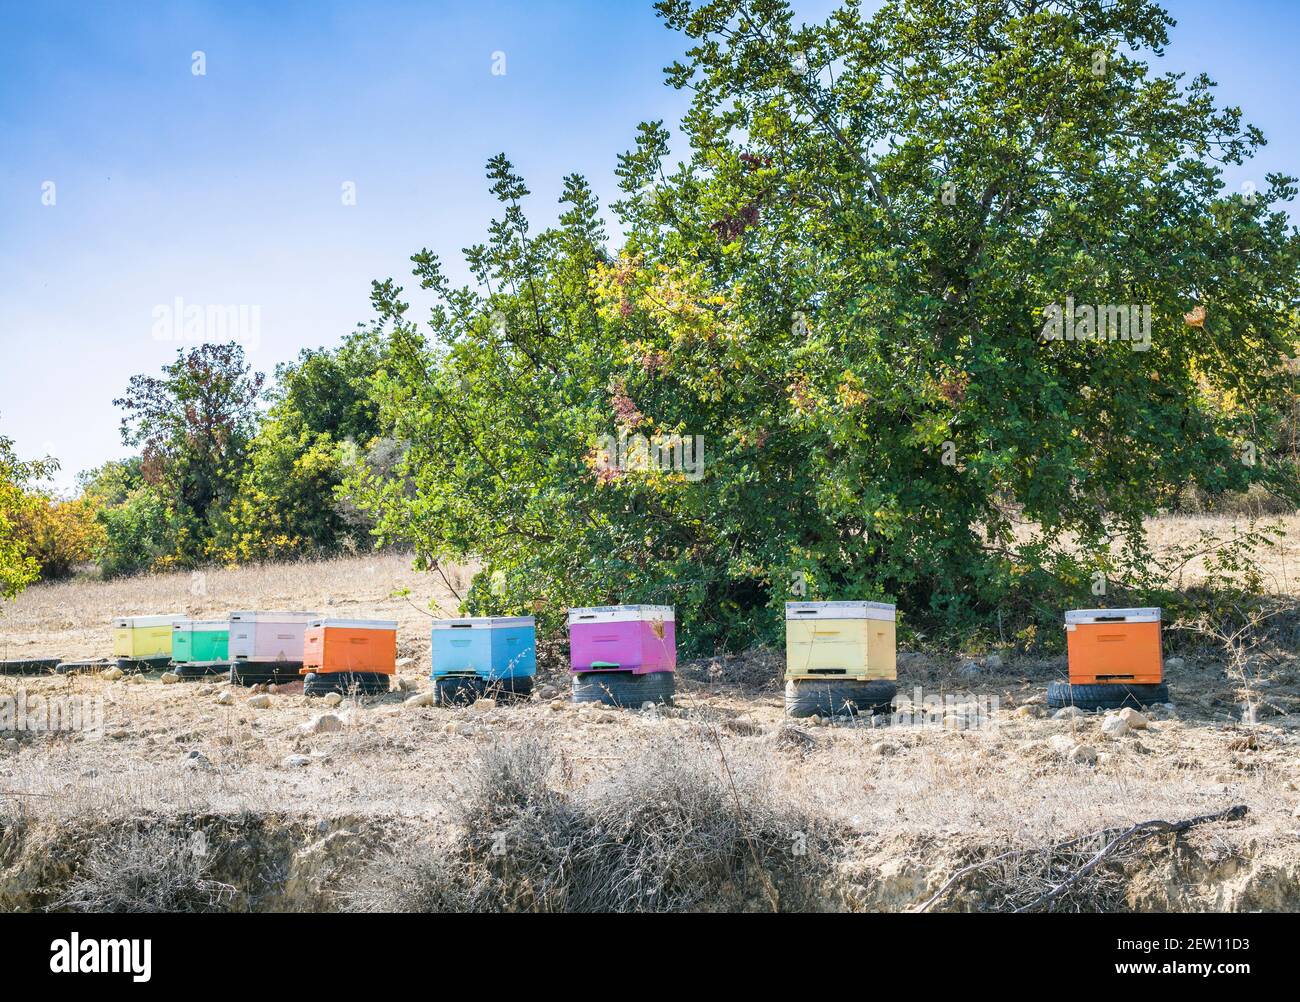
[172,620,230,663]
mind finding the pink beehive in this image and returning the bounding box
[228,611,318,663]
[567,605,676,675]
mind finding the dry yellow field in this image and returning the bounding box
[1,523,1298,912]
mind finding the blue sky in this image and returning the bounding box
[1,0,1296,492]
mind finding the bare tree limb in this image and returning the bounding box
[915,805,1248,913]
[1015,805,1248,913]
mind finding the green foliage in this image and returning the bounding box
[350,0,1300,655]
[95,482,174,579]
[0,423,56,600]
[212,422,350,562]
[113,343,265,563]
[272,329,386,445]
[212,330,387,563]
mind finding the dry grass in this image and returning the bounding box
[54,825,236,913]
[347,736,835,912]
[1144,513,1300,594]
[1,521,1299,911]
[0,552,473,663]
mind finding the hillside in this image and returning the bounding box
[1,522,1299,912]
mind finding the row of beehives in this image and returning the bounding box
[100,602,1168,711]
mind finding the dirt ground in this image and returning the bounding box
[2,523,1299,912]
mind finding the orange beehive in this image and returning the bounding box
[1065,608,1162,685]
[301,619,398,676]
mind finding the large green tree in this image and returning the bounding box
[114,343,264,562]
[354,0,1300,653]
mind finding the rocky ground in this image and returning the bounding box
[1,544,1299,911]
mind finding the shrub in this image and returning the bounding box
[0,426,56,600]
[15,494,105,580]
[346,736,837,912]
[55,826,235,913]
[95,485,174,578]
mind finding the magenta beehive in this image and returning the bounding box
[567,605,676,675]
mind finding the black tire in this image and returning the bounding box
[434,675,486,706]
[56,660,114,675]
[482,675,534,700]
[0,658,61,676]
[117,656,171,675]
[572,670,674,708]
[230,661,304,687]
[173,662,230,681]
[303,671,391,697]
[784,678,897,718]
[1047,680,1169,711]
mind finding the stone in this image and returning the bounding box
[1100,714,1130,738]
[101,666,124,681]
[396,657,415,668]
[396,677,416,692]
[1053,706,1086,720]
[247,694,272,709]
[723,715,761,735]
[1165,656,1185,669]
[404,691,435,708]
[775,725,816,751]
[536,684,560,701]
[549,700,565,711]
[1117,707,1148,730]
[281,755,311,769]
[322,692,343,708]
[1049,734,1076,753]
[983,653,1004,670]
[1014,705,1038,719]
[216,691,234,706]
[160,671,180,684]
[1067,744,1098,766]
[302,713,344,735]
[473,698,497,712]
[181,750,213,771]
[957,660,981,679]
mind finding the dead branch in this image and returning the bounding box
[1015,805,1248,913]
[916,805,1248,913]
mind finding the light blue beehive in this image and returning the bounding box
[431,616,536,682]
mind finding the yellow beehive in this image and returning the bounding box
[785,601,896,680]
[112,614,182,659]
